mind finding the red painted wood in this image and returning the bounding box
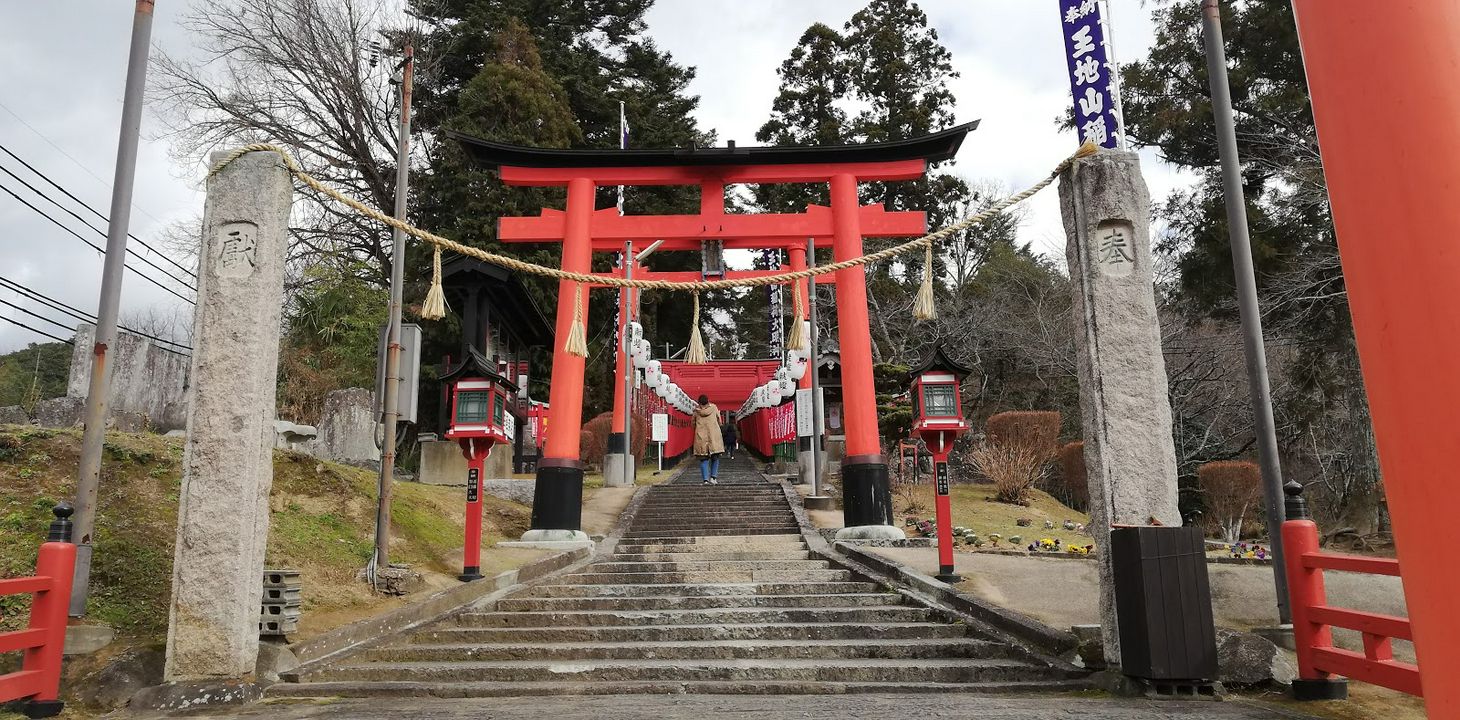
[0,577,51,596]
[0,628,47,654]
[1284,520,1337,682]
[541,177,595,461]
[498,204,925,243]
[460,444,489,575]
[1292,1,1460,709]
[1312,647,1424,698]
[0,670,41,703]
[1308,605,1413,642]
[498,159,928,187]
[1303,553,1402,577]
[829,173,880,459]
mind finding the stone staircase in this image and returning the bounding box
[273,457,1087,697]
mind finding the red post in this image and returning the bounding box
[1290,2,1460,711]
[609,265,630,438]
[531,176,594,535]
[830,173,894,531]
[25,542,75,705]
[459,439,491,581]
[1282,518,1332,683]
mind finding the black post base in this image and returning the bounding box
[8,700,65,719]
[841,460,893,527]
[935,570,963,584]
[1291,678,1349,701]
[458,566,483,582]
[531,464,585,531]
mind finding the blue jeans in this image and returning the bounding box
[699,454,721,481]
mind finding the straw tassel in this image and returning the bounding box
[913,239,937,321]
[419,245,448,320]
[787,279,808,351]
[685,292,708,364]
[563,283,589,358]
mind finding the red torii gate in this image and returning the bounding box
[449,124,975,540]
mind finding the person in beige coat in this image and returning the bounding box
[693,394,725,484]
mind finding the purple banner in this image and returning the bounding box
[1058,0,1122,149]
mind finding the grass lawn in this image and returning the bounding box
[892,481,1093,550]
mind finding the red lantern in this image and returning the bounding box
[908,345,971,582]
[441,349,517,581]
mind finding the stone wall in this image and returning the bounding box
[65,323,190,431]
[314,388,380,465]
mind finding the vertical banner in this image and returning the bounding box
[1059,0,1123,149]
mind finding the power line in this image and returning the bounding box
[0,179,195,305]
[0,161,197,290]
[0,296,76,334]
[0,98,166,228]
[0,142,196,279]
[0,275,192,351]
[0,314,74,346]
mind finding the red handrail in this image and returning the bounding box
[0,505,76,718]
[1283,483,1421,701]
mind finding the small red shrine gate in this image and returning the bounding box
[450,124,975,539]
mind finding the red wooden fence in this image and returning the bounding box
[0,504,76,718]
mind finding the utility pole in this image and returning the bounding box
[621,240,634,488]
[71,0,156,616]
[807,237,823,498]
[1201,0,1291,625]
[375,42,414,572]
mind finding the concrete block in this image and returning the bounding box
[273,420,316,452]
[254,640,299,685]
[603,453,636,487]
[68,322,191,431]
[419,439,467,485]
[165,148,292,682]
[1060,150,1182,667]
[33,396,84,428]
[63,623,116,656]
[314,388,380,465]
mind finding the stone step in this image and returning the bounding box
[634,501,790,509]
[269,678,1097,699]
[495,593,903,613]
[409,622,974,645]
[525,582,880,599]
[629,514,796,523]
[614,540,806,554]
[303,658,1055,685]
[558,569,854,584]
[628,518,796,527]
[584,560,832,574]
[453,605,931,628]
[622,528,802,539]
[609,551,814,563]
[613,534,803,546]
[360,638,1013,664]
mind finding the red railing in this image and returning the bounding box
[0,504,76,718]
[1282,482,1421,700]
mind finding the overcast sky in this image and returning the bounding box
[0,0,1195,354]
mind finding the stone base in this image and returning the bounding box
[796,450,814,485]
[127,679,263,711]
[498,539,595,551]
[603,453,636,487]
[1253,624,1297,651]
[803,495,836,511]
[514,528,592,550]
[63,624,116,656]
[835,524,907,541]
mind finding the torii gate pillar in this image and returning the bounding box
[524,176,593,543]
[830,173,903,540]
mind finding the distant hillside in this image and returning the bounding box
[0,341,70,409]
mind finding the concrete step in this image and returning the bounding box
[525,582,881,598]
[614,540,806,554]
[359,638,1014,663]
[629,515,796,524]
[584,560,832,573]
[634,502,790,510]
[613,534,803,546]
[622,528,802,539]
[408,622,974,645]
[269,678,1097,699]
[495,593,904,613]
[608,551,814,563]
[303,658,1057,684]
[454,605,933,628]
[558,569,854,584]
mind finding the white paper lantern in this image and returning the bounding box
[779,377,795,398]
[628,321,643,343]
[788,356,807,381]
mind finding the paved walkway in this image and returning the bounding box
[154,693,1317,719]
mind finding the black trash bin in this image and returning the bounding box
[1111,525,1218,682]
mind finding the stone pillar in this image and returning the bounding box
[1059,150,1182,668]
[314,388,381,465]
[164,150,291,681]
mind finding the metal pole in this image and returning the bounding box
[375,43,413,571]
[1201,0,1291,625]
[71,0,156,616]
[621,241,634,487]
[807,237,823,497]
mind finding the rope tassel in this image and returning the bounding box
[685,292,708,364]
[913,239,937,321]
[419,246,448,320]
[564,283,589,358]
[787,279,808,351]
